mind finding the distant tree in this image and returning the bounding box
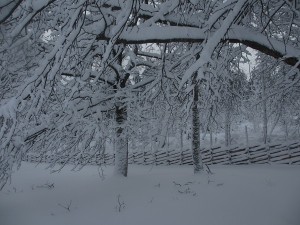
[250,52,300,143]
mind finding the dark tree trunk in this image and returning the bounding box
[225,105,231,147]
[262,73,268,144]
[192,79,203,173]
[114,105,128,176]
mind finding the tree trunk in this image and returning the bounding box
[180,127,183,152]
[284,119,289,140]
[262,73,268,144]
[245,125,249,147]
[192,80,203,173]
[209,127,213,149]
[225,105,231,147]
[114,105,128,177]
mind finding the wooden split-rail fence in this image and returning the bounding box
[24,140,300,166]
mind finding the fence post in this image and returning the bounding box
[180,149,184,165]
[227,148,231,165]
[266,144,270,164]
[132,152,135,164]
[288,143,291,165]
[245,126,249,147]
[166,149,169,165]
[180,129,183,153]
[167,132,170,152]
[245,126,250,164]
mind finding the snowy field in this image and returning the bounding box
[1,163,300,225]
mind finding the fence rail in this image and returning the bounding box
[23,141,300,166]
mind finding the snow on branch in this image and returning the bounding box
[97,25,300,69]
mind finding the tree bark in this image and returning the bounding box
[284,119,289,140]
[114,105,128,177]
[180,127,183,152]
[262,73,268,144]
[192,79,203,173]
[225,105,231,147]
[245,125,249,147]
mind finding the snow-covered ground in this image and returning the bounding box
[1,163,300,225]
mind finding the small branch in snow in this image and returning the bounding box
[173,181,194,187]
[97,166,106,181]
[154,183,161,188]
[149,197,154,203]
[207,176,214,184]
[115,194,125,212]
[178,187,191,194]
[204,164,214,184]
[34,182,55,190]
[173,181,182,187]
[6,187,23,194]
[205,164,213,175]
[177,187,197,196]
[58,200,72,212]
[184,181,194,186]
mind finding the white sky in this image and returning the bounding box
[240,47,257,79]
